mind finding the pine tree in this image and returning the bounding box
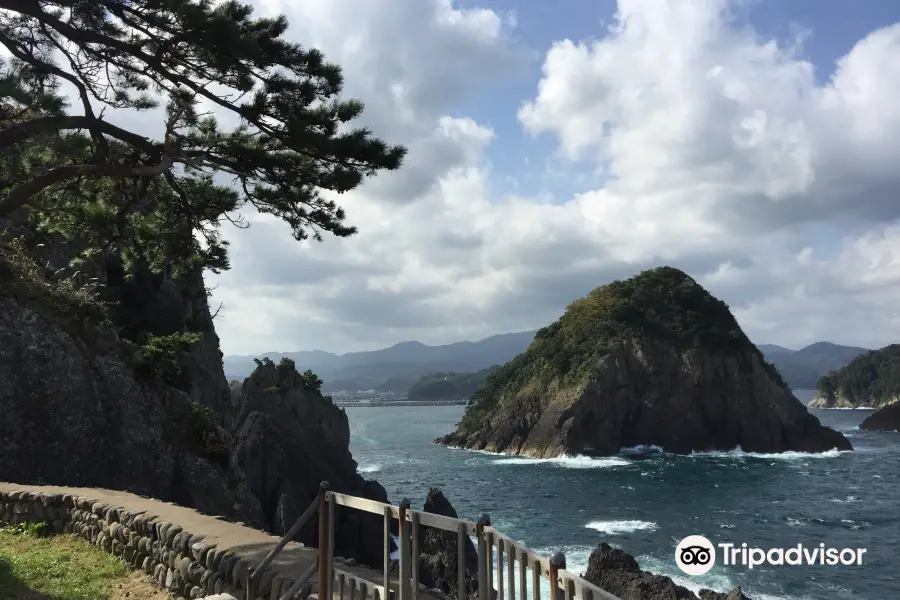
[0,0,406,260]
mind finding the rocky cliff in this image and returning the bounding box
[230,357,391,567]
[0,294,264,524]
[0,232,399,569]
[437,267,851,456]
[859,401,900,432]
[810,344,900,409]
[584,543,751,600]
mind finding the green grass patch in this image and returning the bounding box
[0,522,128,600]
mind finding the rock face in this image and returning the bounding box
[416,489,480,599]
[583,543,752,600]
[0,232,396,570]
[437,268,851,457]
[0,296,264,525]
[230,357,391,568]
[859,401,900,432]
[810,344,900,409]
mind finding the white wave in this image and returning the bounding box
[389,534,399,560]
[829,495,859,503]
[824,406,875,410]
[358,463,382,473]
[585,520,658,535]
[618,444,664,455]
[688,447,850,460]
[491,454,632,469]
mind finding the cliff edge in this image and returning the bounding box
[0,234,396,569]
[436,267,851,457]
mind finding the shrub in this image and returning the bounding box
[123,332,202,391]
[300,368,323,392]
[186,402,229,465]
[0,520,51,537]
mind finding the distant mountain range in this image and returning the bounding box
[224,334,869,394]
[757,342,870,389]
[223,330,537,393]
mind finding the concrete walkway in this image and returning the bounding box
[0,483,443,600]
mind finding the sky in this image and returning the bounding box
[11,0,900,356]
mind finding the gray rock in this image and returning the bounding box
[583,543,754,600]
[415,489,480,600]
[232,360,393,568]
[189,561,206,585]
[860,400,900,432]
[0,293,261,525]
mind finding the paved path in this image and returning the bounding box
[0,483,442,600]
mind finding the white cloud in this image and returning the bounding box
[19,0,896,355]
[209,0,900,355]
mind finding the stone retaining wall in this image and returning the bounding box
[0,489,294,600]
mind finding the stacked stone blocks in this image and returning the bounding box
[0,489,302,600]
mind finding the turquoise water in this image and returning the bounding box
[346,394,899,600]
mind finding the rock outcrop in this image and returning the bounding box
[810,344,900,409]
[0,231,394,570]
[416,489,480,599]
[583,543,752,600]
[0,295,264,525]
[859,401,900,432]
[437,267,851,457]
[230,357,392,568]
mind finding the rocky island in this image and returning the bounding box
[860,401,900,432]
[809,344,900,409]
[436,267,851,457]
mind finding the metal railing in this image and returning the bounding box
[246,481,623,600]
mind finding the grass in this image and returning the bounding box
[0,522,170,600]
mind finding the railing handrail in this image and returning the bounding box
[243,485,622,600]
[325,490,623,600]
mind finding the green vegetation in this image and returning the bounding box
[408,366,499,401]
[0,521,129,600]
[816,344,900,406]
[300,369,324,392]
[253,357,325,394]
[0,235,116,348]
[0,1,404,397]
[186,401,229,463]
[459,267,786,434]
[123,332,203,391]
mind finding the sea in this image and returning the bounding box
[345,391,899,600]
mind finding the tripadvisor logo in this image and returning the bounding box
[676,535,716,576]
[675,535,867,575]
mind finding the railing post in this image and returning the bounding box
[549,552,566,600]
[411,511,421,596]
[398,498,411,600]
[317,481,331,600]
[246,567,258,600]
[476,514,491,600]
[383,506,392,599]
[456,522,467,600]
[328,493,336,600]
